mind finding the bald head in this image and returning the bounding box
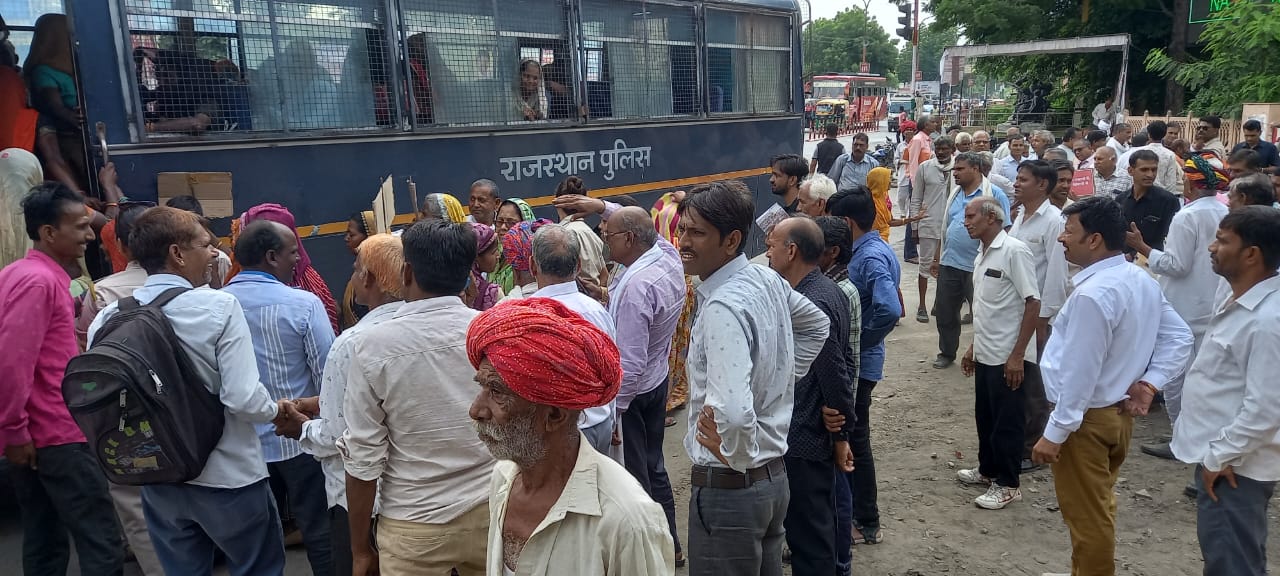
[1094,145,1118,176]
[775,217,824,265]
[611,206,657,248]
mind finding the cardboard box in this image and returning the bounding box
[156,172,234,218]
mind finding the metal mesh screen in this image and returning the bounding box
[579,0,697,119]
[706,9,790,114]
[398,0,574,126]
[123,0,391,135]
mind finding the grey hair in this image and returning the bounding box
[1033,130,1055,144]
[471,178,500,197]
[918,114,932,127]
[955,132,973,145]
[802,173,838,201]
[973,130,990,140]
[532,224,580,279]
[971,196,1006,224]
[613,207,658,248]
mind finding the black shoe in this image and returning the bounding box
[1140,442,1176,460]
[1020,458,1042,472]
[1184,483,1198,498]
[932,356,954,369]
[961,312,973,325]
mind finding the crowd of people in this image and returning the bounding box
[1,109,1279,576]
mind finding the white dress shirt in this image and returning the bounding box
[534,281,617,429]
[1008,200,1068,319]
[683,255,828,472]
[300,301,402,510]
[972,232,1041,365]
[340,296,494,524]
[88,274,279,489]
[1107,137,1130,156]
[994,154,1030,185]
[486,432,674,576]
[1173,275,1280,480]
[1147,196,1228,339]
[1142,142,1183,193]
[1039,255,1194,444]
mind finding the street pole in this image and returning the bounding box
[910,0,919,112]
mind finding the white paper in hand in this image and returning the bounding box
[755,203,789,234]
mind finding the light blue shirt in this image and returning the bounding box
[534,281,617,428]
[941,184,1011,272]
[223,271,335,463]
[828,152,882,191]
[88,274,279,489]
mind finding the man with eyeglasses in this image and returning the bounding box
[1194,115,1228,160]
[972,131,992,153]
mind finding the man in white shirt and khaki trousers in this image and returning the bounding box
[958,197,1041,510]
[1031,197,1193,576]
[1173,206,1280,576]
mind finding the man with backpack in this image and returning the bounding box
[0,183,124,576]
[222,219,337,576]
[86,206,293,575]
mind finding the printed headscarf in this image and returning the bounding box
[505,198,536,222]
[502,218,554,273]
[467,297,621,410]
[354,210,375,236]
[651,191,682,244]
[1184,151,1230,192]
[469,222,501,311]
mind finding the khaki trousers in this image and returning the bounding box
[376,502,489,576]
[1050,407,1133,576]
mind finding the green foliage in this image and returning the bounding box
[803,8,900,79]
[1146,1,1280,117]
[929,0,1176,112]
[894,25,959,83]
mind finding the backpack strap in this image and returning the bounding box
[147,287,191,309]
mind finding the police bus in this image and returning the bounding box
[4,0,802,286]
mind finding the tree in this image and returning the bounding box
[929,0,1177,113]
[895,25,958,83]
[804,8,900,81]
[1147,1,1280,117]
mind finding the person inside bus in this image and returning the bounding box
[405,32,434,125]
[0,19,36,152]
[136,47,217,134]
[516,58,575,121]
[23,14,87,194]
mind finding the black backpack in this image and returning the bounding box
[63,287,225,485]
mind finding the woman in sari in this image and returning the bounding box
[24,14,86,193]
[464,222,503,311]
[230,203,340,333]
[489,198,535,293]
[339,210,375,330]
[0,147,41,267]
[651,191,692,418]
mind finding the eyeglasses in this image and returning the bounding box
[495,218,521,228]
[974,139,990,144]
[601,230,631,241]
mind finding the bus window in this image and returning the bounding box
[579,0,696,119]
[705,9,790,114]
[399,0,574,126]
[122,0,390,135]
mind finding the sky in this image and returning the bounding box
[806,0,909,38]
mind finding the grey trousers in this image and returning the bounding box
[1196,465,1275,576]
[688,467,789,576]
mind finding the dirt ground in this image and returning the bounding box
[660,227,1279,576]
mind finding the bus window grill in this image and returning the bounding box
[705,9,788,115]
[398,0,576,126]
[579,0,698,120]
[122,0,391,136]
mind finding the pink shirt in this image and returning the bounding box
[0,249,85,448]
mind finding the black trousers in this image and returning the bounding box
[621,382,681,554]
[267,454,334,576]
[1022,362,1051,458]
[329,506,352,576]
[783,456,836,576]
[850,378,879,531]
[934,265,973,360]
[10,443,125,576]
[975,362,1029,488]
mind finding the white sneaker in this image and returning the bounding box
[974,484,1022,510]
[956,468,991,485]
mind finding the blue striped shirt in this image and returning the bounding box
[223,271,335,462]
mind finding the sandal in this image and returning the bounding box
[664,416,678,428]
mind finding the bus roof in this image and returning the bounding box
[705,0,801,12]
[813,74,886,80]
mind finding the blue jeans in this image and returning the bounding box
[1196,466,1275,576]
[142,478,286,576]
[10,443,125,576]
[267,454,333,575]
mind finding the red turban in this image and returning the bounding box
[466,298,621,410]
[900,120,917,131]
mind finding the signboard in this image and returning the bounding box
[914,70,922,81]
[1187,0,1280,42]
[860,61,870,73]
[1070,170,1096,198]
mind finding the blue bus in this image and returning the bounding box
[5,0,802,288]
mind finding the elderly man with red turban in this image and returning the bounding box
[467,298,675,576]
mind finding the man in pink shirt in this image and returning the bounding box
[0,183,125,575]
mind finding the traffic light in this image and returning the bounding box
[896,3,915,43]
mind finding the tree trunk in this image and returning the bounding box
[1166,0,1189,114]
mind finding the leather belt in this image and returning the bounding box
[690,458,785,489]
